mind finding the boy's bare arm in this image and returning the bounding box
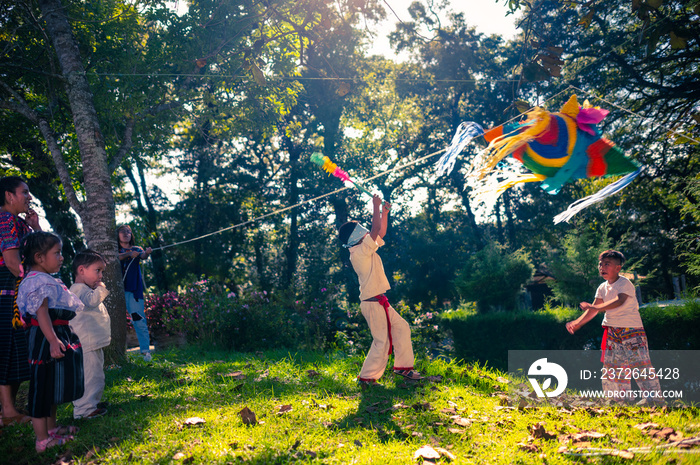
[377,201,390,238]
[369,195,382,241]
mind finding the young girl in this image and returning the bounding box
[117,225,152,361]
[16,232,85,452]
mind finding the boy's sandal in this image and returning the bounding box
[35,435,70,453]
[358,379,379,388]
[49,425,79,437]
[1,413,31,426]
[393,369,423,380]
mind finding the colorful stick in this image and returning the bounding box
[310,152,373,197]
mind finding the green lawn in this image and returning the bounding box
[1,347,699,464]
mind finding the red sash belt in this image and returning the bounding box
[30,318,70,327]
[363,294,393,355]
[600,326,609,363]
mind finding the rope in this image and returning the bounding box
[568,85,700,145]
[150,146,448,251]
[86,72,520,85]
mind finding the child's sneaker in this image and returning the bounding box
[142,352,152,362]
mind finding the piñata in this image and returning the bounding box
[457,94,641,223]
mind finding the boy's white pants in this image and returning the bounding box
[358,300,414,381]
[73,348,105,418]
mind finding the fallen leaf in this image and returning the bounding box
[307,369,320,378]
[435,446,456,460]
[173,452,187,460]
[426,375,443,383]
[183,417,206,426]
[277,404,293,414]
[414,445,441,460]
[496,376,510,384]
[447,427,465,434]
[529,422,557,440]
[239,407,257,425]
[634,422,659,430]
[451,416,471,427]
[518,398,528,410]
[412,402,433,411]
[224,371,246,380]
[354,439,363,447]
[517,442,539,452]
[441,407,458,415]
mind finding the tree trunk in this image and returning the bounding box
[283,138,301,288]
[137,162,169,291]
[38,0,126,363]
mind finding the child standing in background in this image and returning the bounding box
[17,232,84,452]
[70,249,110,419]
[117,225,152,361]
[338,195,422,386]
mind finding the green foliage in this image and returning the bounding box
[679,176,700,289]
[443,300,700,371]
[144,280,348,352]
[546,221,615,306]
[454,240,534,312]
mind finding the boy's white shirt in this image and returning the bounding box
[596,276,644,328]
[349,234,391,301]
[69,282,112,352]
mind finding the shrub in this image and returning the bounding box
[143,280,347,352]
[454,240,534,312]
[442,300,700,371]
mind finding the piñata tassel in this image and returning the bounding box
[435,122,484,176]
[553,167,643,224]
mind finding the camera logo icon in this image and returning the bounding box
[528,358,568,398]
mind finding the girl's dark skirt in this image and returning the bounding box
[0,266,30,385]
[27,308,84,418]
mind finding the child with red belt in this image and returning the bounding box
[338,195,421,386]
[566,250,663,404]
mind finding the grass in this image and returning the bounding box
[1,346,699,464]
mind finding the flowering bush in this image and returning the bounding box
[331,300,453,360]
[143,280,348,352]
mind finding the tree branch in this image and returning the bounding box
[108,117,135,174]
[0,78,85,216]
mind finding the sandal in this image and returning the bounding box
[393,369,423,380]
[1,413,31,426]
[35,435,70,453]
[49,425,79,437]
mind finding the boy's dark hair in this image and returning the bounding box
[599,249,625,266]
[117,224,135,247]
[72,249,107,275]
[338,221,358,245]
[0,176,27,206]
[20,231,62,268]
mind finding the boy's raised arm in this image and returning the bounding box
[369,195,383,241]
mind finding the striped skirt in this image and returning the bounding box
[27,308,84,418]
[0,266,30,385]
